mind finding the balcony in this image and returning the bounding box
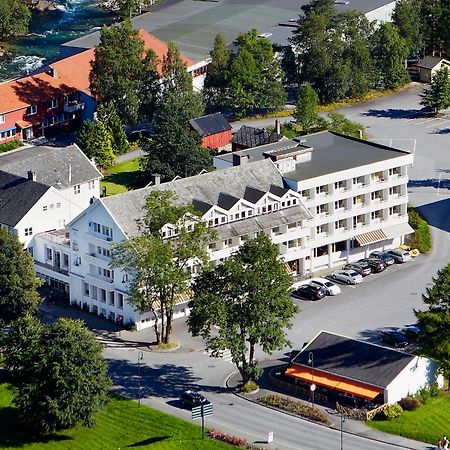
[64,102,85,113]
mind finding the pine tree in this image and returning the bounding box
[420,66,450,113]
[92,121,115,169]
[97,102,130,155]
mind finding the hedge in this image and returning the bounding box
[0,140,22,153]
[407,206,432,253]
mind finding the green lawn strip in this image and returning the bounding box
[367,393,450,444]
[0,384,233,449]
[100,158,147,196]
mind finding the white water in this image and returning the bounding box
[11,55,46,74]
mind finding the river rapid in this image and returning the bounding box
[0,0,116,81]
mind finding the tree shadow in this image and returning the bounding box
[362,108,421,119]
[107,358,228,401]
[408,178,450,190]
[102,170,148,191]
[127,436,170,447]
[416,197,450,234]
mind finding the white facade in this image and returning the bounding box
[365,1,396,24]
[385,356,443,404]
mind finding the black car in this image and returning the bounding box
[343,262,371,277]
[379,329,409,348]
[369,251,395,267]
[292,284,326,301]
[179,390,210,408]
[359,258,386,273]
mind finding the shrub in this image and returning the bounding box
[207,429,248,447]
[398,396,420,411]
[241,380,259,393]
[0,139,22,153]
[430,382,441,397]
[416,386,431,405]
[407,206,432,253]
[382,404,403,420]
[258,394,329,424]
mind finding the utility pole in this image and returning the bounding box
[137,351,144,406]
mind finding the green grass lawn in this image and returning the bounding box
[101,158,148,196]
[367,393,450,444]
[0,384,233,449]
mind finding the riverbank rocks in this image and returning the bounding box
[26,0,58,12]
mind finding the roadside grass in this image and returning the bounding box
[0,384,233,449]
[367,392,450,444]
[100,158,148,196]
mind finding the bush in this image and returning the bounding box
[416,386,431,405]
[398,396,421,411]
[0,139,22,153]
[382,404,403,420]
[258,394,329,424]
[430,382,441,398]
[241,380,259,393]
[407,206,432,253]
[207,429,248,447]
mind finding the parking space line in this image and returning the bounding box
[426,120,450,128]
[415,118,440,125]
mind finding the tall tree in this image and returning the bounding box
[227,29,286,115]
[393,0,424,57]
[77,120,97,160]
[90,19,159,124]
[188,234,297,383]
[415,264,450,378]
[142,43,211,180]
[420,0,443,54]
[372,23,410,89]
[2,315,111,432]
[0,228,42,327]
[294,83,320,133]
[0,0,31,39]
[97,102,130,156]
[112,190,215,344]
[420,66,450,113]
[92,121,115,169]
[204,34,231,111]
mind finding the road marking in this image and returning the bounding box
[415,117,440,125]
[204,348,233,363]
[426,120,450,128]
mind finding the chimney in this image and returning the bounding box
[232,153,248,166]
[27,170,36,181]
[48,65,57,78]
[151,173,161,186]
[275,119,281,135]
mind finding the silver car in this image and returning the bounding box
[332,270,363,285]
[387,249,412,263]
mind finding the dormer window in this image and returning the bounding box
[27,105,37,116]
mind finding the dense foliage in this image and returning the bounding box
[407,206,432,253]
[420,67,450,113]
[2,316,110,432]
[188,234,296,382]
[0,0,31,39]
[0,228,42,327]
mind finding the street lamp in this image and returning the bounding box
[308,351,315,407]
[137,351,144,406]
[340,414,346,450]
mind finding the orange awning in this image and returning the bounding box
[285,365,382,400]
[15,120,34,128]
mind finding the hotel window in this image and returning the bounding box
[56,202,61,208]
[50,204,54,209]
[316,185,327,195]
[335,220,346,229]
[100,289,106,303]
[50,98,58,109]
[0,114,4,123]
[316,204,326,215]
[316,225,326,234]
[208,242,217,250]
[335,200,345,209]
[371,210,382,220]
[84,283,90,296]
[117,293,124,309]
[108,291,115,306]
[63,254,69,267]
[334,180,345,190]
[24,227,33,236]
[27,105,37,116]
[74,184,81,194]
[46,248,52,260]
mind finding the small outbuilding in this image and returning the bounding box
[231,125,284,152]
[189,112,232,151]
[417,56,450,83]
[287,331,442,405]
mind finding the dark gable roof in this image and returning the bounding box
[189,113,231,137]
[417,55,447,70]
[294,331,415,388]
[0,144,101,189]
[232,125,283,148]
[0,170,50,227]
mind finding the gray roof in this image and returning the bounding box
[232,125,283,148]
[60,0,395,61]
[417,55,447,70]
[294,331,415,388]
[283,132,411,181]
[189,113,231,137]
[0,170,50,227]
[101,159,288,237]
[0,144,101,189]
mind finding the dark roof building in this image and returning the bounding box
[286,331,440,404]
[416,56,450,82]
[0,170,50,227]
[232,125,284,152]
[189,113,232,150]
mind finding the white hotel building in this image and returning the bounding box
[32,131,414,330]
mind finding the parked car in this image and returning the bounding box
[309,278,341,295]
[343,262,371,277]
[331,270,363,285]
[398,325,421,341]
[379,329,409,348]
[387,249,413,263]
[180,390,210,409]
[359,258,386,273]
[292,284,326,301]
[369,251,395,267]
[399,245,420,257]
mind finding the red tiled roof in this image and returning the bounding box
[0,29,194,115]
[0,71,78,114]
